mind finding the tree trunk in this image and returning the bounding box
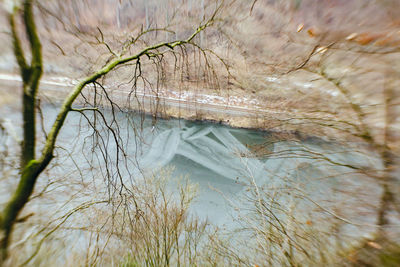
[21,87,36,169]
[0,161,38,265]
[0,0,212,264]
[0,229,10,266]
[0,1,43,264]
[377,149,395,229]
[377,73,397,231]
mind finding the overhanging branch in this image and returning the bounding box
[38,10,217,169]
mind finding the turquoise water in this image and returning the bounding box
[0,103,382,234]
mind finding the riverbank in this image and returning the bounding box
[0,72,360,143]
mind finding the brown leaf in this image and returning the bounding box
[307,27,320,37]
[345,33,358,41]
[297,23,304,32]
[355,33,382,45]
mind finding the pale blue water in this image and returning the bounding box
[0,102,383,234]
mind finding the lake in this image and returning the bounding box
[0,101,383,246]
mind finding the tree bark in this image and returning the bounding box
[0,1,42,265]
[0,0,214,263]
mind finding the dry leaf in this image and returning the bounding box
[346,32,358,41]
[297,23,304,32]
[355,33,382,45]
[307,27,319,37]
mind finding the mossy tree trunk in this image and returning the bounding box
[1,0,43,264]
[0,1,214,264]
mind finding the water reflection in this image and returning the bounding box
[1,103,383,231]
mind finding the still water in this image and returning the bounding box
[1,102,382,235]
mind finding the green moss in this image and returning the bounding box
[379,245,400,267]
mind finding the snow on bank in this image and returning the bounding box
[0,73,262,111]
[0,73,77,87]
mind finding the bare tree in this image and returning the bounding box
[203,1,400,265]
[0,0,224,264]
